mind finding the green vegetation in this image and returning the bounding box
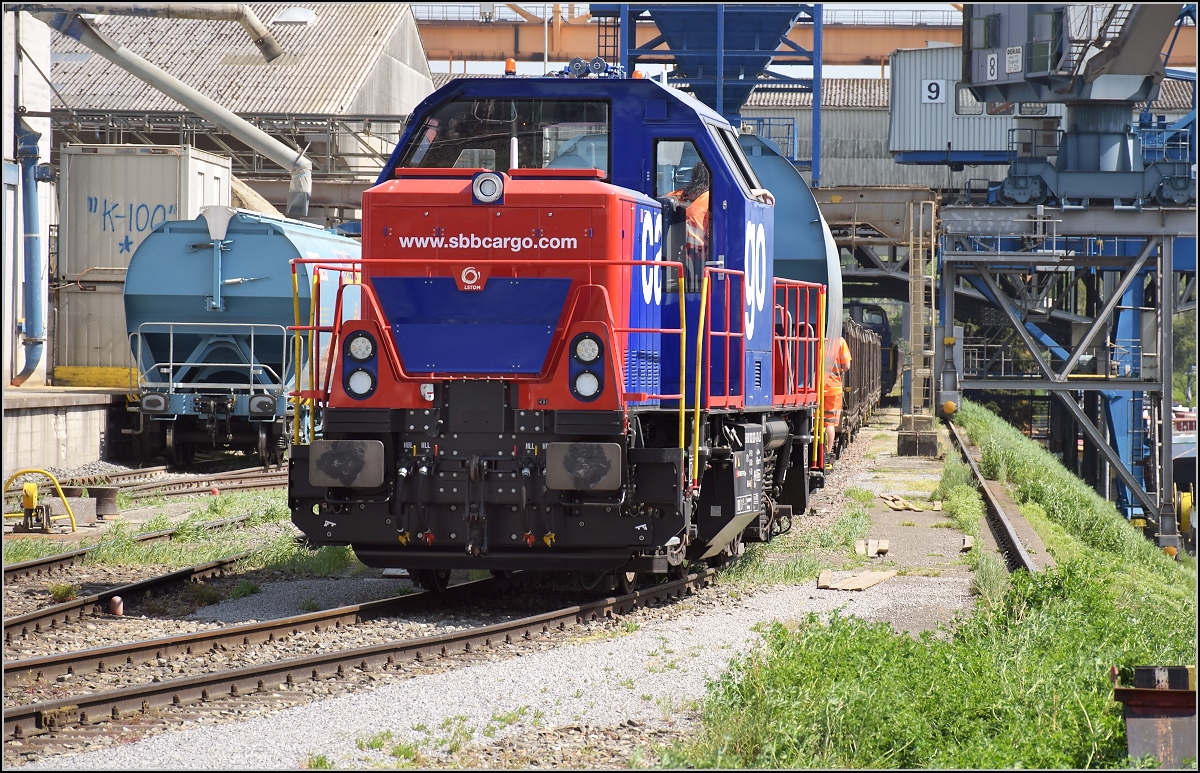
[669,398,1195,769]
[47,582,78,603]
[4,491,367,578]
[230,580,260,599]
[301,753,336,769]
[1174,309,1196,407]
[719,502,871,589]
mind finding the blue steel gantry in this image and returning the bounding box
[935,4,1197,551]
[591,3,824,183]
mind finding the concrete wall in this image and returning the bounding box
[2,393,116,480]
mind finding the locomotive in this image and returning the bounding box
[126,207,361,466]
[287,63,875,592]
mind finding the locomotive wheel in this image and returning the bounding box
[667,561,689,581]
[614,569,638,595]
[414,568,451,593]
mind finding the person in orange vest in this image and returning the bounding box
[823,336,853,455]
[668,161,711,289]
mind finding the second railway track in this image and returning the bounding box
[3,570,714,747]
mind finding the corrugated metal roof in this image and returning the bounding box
[429,72,1192,111]
[50,3,428,114]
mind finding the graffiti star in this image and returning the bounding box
[118,235,134,254]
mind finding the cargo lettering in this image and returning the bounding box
[397,233,578,252]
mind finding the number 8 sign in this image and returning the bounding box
[921,80,945,103]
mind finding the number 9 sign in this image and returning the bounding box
[921,80,945,103]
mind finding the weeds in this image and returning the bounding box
[302,753,335,769]
[230,580,260,599]
[47,582,78,602]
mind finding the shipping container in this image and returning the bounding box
[54,145,231,384]
[887,45,1066,166]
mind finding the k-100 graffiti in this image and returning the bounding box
[87,196,177,242]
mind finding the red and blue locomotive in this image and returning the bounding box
[288,64,852,591]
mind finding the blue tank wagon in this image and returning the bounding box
[124,207,361,466]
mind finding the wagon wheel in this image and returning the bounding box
[165,424,194,467]
[613,568,638,595]
[414,568,451,593]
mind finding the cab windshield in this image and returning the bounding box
[399,98,611,176]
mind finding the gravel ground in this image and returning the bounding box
[8,405,977,770]
[11,575,969,771]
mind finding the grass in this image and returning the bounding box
[47,582,78,602]
[667,398,1196,770]
[302,753,335,769]
[719,503,871,589]
[5,491,369,579]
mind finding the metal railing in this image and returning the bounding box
[51,110,406,180]
[289,257,691,450]
[133,321,289,394]
[740,117,799,162]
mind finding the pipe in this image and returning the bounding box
[35,11,311,216]
[12,120,46,386]
[11,3,282,62]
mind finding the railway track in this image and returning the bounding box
[3,570,713,748]
[123,469,287,499]
[945,420,1038,574]
[4,551,252,643]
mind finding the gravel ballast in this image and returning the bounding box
[12,573,970,770]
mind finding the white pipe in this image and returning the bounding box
[13,3,283,61]
[36,11,311,216]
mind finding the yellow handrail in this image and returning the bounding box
[690,273,711,487]
[2,468,77,531]
[308,269,320,442]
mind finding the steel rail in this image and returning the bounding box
[3,515,253,583]
[4,553,252,643]
[945,420,1038,573]
[4,572,507,686]
[3,570,714,740]
[126,476,287,499]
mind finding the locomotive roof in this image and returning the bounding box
[376,75,732,185]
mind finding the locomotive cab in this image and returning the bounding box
[287,72,834,588]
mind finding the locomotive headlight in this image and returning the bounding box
[573,335,601,364]
[472,172,504,203]
[347,369,376,398]
[346,332,375,362]
[573,371,600,399]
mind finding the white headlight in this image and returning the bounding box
[574,336,601,364]
[347,369,375,396]
[472,172,503,203]
[574,371,600,398]
[347,333,375,361]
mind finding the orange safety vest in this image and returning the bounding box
[684,191,710,261]
[823,338,852,396]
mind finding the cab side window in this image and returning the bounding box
[655,140,711,293]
